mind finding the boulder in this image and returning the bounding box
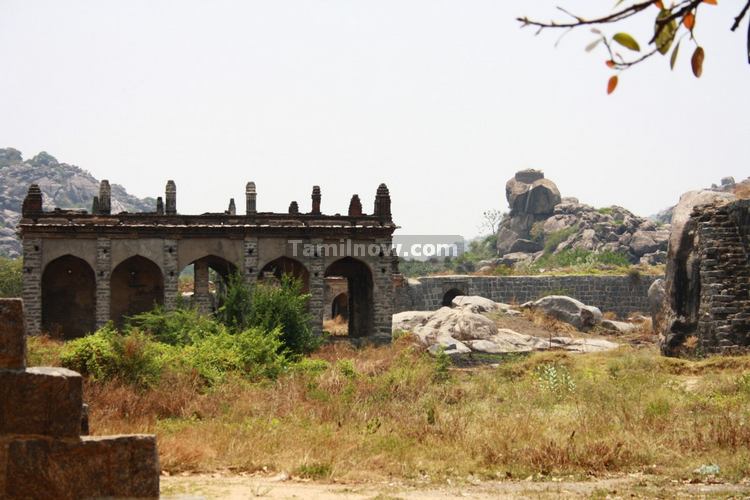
[509,238,543,253]
[600,319,637,334]
[521,295,602,331]
[630,230,659,257]
[500,252,534,267]
[648,278,666,330]
[506,176,561,216]
[640,250,667,266]
[392,311,432,333]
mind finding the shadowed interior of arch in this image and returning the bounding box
[442,288,465,307]
[325,257,373,338]
[42,254,96,339]
[110,255,164,326]
[331,292,349,321]
[258,256,310,293]
[180,255,238,312]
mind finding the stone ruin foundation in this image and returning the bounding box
[0,298,159,499]
[661,199,750,355]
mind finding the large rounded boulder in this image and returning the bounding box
[505,169,561,216]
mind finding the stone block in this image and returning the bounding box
[0,299,25,370]
[0,434,159,499]
[0,367,82,437]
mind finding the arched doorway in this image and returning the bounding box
[331,292,349,320]
[181,255,238,313]
[325,257,373,337]
[111,255,164,326]
[259,257,310,293]
[42,255,96,339]
[442,288,465,307]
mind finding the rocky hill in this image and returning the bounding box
[495,169,670,268]
[0,148,155,258]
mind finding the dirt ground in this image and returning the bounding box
[161,473,750,499]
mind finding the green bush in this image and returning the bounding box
[217,272,253,331]
[60,325,168,386]
[178,326,288,384]
[127,306,224,346]
[243,275,321,356]
[0,257,22,297]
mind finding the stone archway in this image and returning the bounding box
[325,257,373,337]
[259,257,310,293]
[331,292,349,321]
[182,255,238,313]
[42,255,96,339]
[442,288,465,307]
[110,255,164,326]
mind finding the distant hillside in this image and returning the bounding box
[0,148,155,258]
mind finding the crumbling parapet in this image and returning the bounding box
[0,299,160,499]
[660,197,750,356]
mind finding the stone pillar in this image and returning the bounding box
[246,182,257,214]
[22,238,42,335]
[289,201,299,214]
[156,197,164,215]
[0,299,26,369]
[372,237,395,342]
[165,180,177,215]
[163,240,179,311]
[98,180,111,215]
[373,183,392,221]
[348,195,363,217]
[228,198,236,215]
[95,238,111,328]
[193,260,212,314]
[311,186,321,215]
[308,239,325,336]
[243,237,259,288]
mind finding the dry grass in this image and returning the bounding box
[322,315,348,337]
[20,336,746,484]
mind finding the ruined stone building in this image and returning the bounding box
[661,198,750,355]
[18,181,398,342]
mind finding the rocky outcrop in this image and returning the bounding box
[0,148,155,257]
[521,295,602,331]
[393,295,617,356]
[495,170,669,265]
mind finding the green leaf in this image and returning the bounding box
[655,9,678,55]
[670,41,680,70]
[613,32,641,52]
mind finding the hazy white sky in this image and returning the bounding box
[1,1,747,238]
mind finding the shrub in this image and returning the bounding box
[0,257,22,297]
[61,326,168,386]
[127,306,224,346]
[244,275,321,355]
[217,272,253,331]
[177,326,288,384]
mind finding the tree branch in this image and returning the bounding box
[731,0,750,31]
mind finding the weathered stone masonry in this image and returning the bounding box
[395,274,660,318]
[695,200,749,352]
[0,298,159,498]
[19,180,398,341]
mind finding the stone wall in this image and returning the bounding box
[0,298,160,498]
[694,200,750,353]
[395,274,661,318]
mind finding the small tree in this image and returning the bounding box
[217,272,253,331]
[478,209,504,235]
